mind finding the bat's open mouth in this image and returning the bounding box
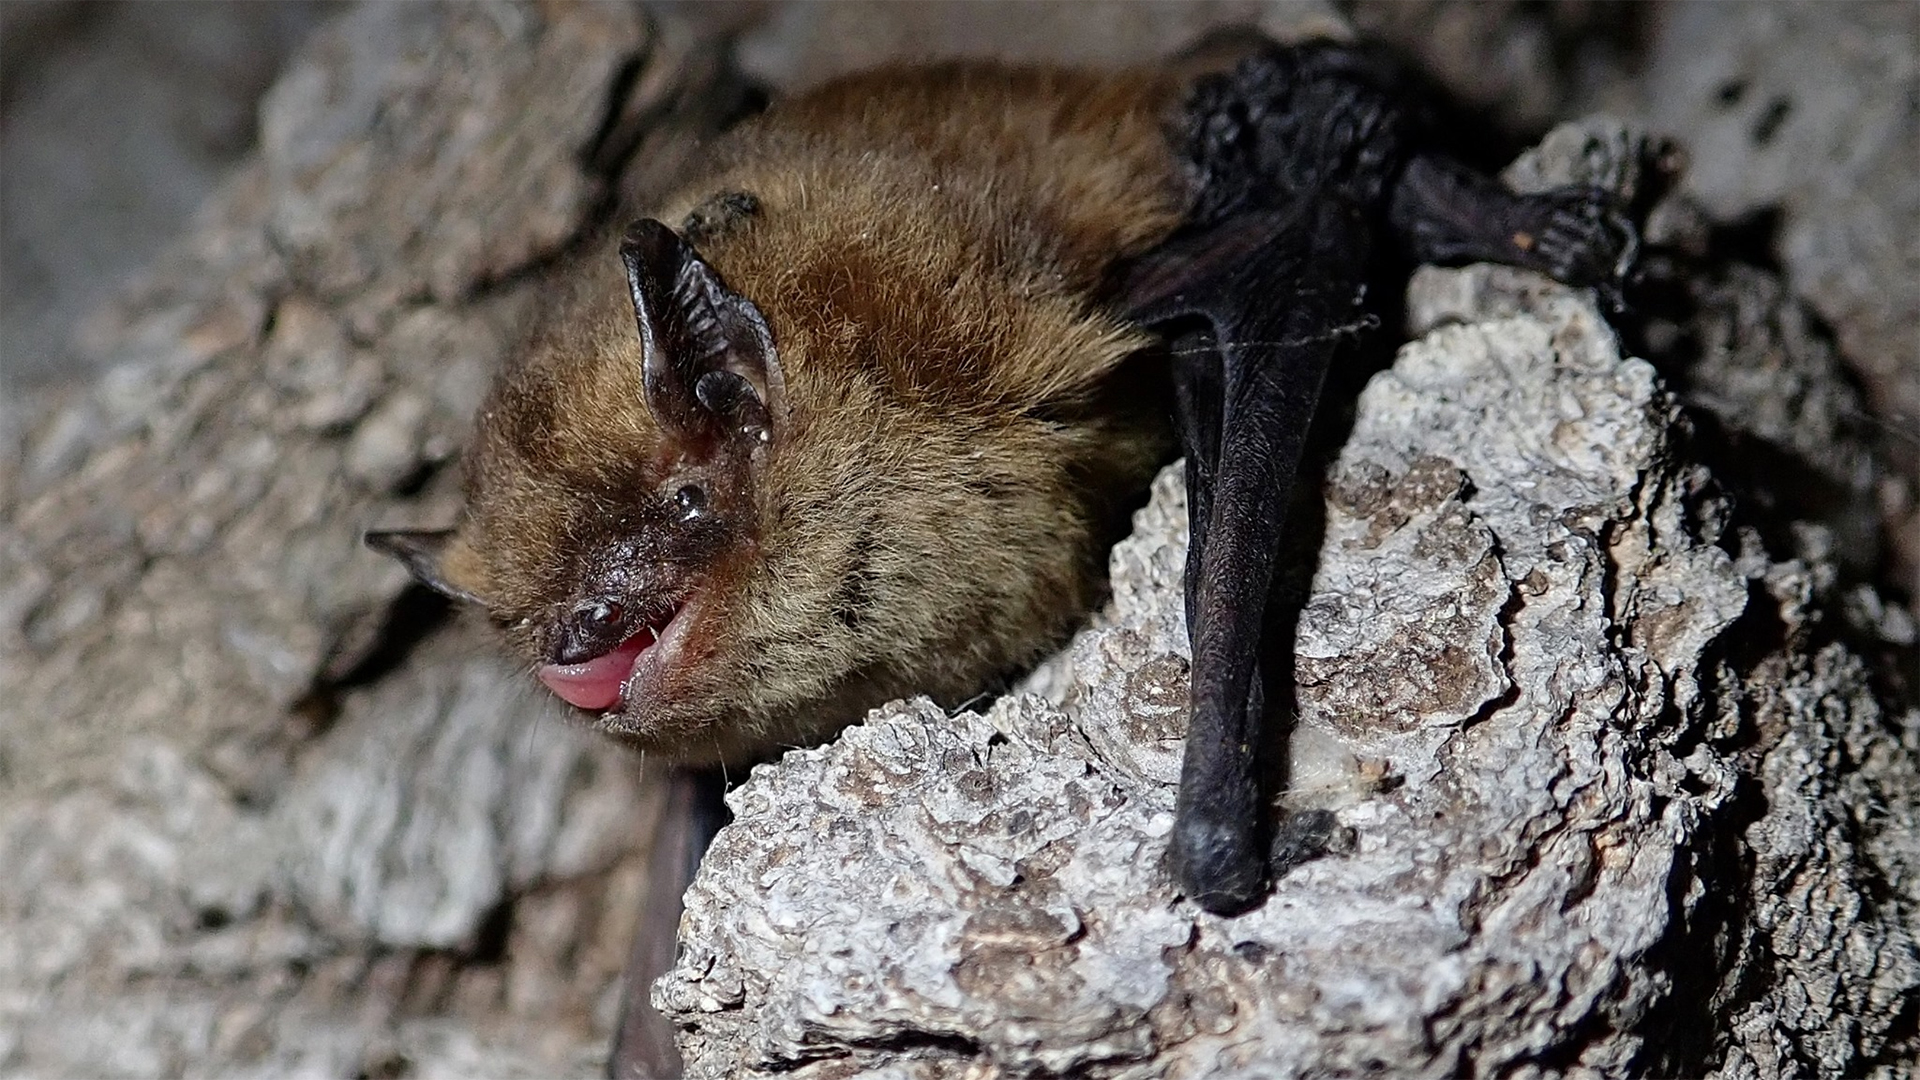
[537,605,681,710]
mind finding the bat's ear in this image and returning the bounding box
[619,218,787,456]
[364,528,487,606]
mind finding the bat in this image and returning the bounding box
[367,34,1634,1075]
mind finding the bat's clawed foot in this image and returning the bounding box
[1511,187,1642,310]
[1269,808,1353,876]
[1387,154,1644,313]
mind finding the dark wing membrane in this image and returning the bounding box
[608,768,731,1080]
[1124,40,1637,915]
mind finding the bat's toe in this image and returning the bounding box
[1269,808,1351,876]
[1521,188,1642,293]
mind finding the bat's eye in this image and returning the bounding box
[675,484,707,517]
[586,600,624,628]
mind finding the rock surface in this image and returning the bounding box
[1633,1,1919,433]
[1628,0,1920,601]
[0,0,335,387]
[0,4,725,1075]
[1348,0,1920,601]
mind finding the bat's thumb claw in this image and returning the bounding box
[1171,817,1270,915]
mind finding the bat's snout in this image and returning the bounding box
[537,599,682,712]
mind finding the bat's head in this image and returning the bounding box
[371,194,1164,764]
[368,218,795,760]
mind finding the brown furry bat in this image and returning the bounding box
[374,65,1190,764]
[370,38,1633,1041]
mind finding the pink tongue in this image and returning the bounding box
[537,633,650,711]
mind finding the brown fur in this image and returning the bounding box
[441,62,1194,763]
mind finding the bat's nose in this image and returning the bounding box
[551,598,631,665]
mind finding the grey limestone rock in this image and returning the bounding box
[1633,1,1919,432]
[0,3,713,1075]
[1628,1,1920,601]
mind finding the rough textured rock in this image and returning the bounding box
[1343,0,1920,603]
[1632,0,1919,434]
[0,0,336,387]
[0,4,740,1075]
[1346,0,1649,134]
[1624,0,1920,601]
[658,129,1920,1077]
[723,0,1345,90]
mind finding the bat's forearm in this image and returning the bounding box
[1134,39,1639,915]
[610,768,731,1079]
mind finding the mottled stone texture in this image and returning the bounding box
[0,0,336,387]
[0,4,710,1075]
[1635,1,1919,434]
[1355,0,1920,603]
